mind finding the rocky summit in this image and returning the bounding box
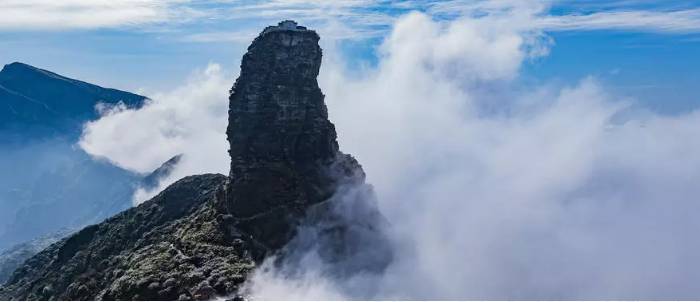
[0,21,388,300]
[226,20,367,251]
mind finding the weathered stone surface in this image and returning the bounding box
[0,174,256,300]
[225,20,363,252]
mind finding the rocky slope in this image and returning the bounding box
[1,174,252,300]
[0,21,389,300]
[0,229,75,286]
[0,156,183,282]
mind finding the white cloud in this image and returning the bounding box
[181,29,260,43]
[243,10,700,300]
[427,0,700,33]
[0,0,194,30]
[539,8,700,33]
[3,0,700,36]
[77,4,700,299]
[177,1,700,44]
[79,63,232,204]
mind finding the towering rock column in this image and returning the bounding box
[225,21,364,251]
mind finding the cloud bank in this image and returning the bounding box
[79,64,231,204]
[247,11,700,300]
[79,6,700,300]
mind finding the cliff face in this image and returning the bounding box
[225,21,365,251]
[0,21,388,300]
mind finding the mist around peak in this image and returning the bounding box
[73,10,700,300]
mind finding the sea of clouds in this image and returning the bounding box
[79,5,700,300]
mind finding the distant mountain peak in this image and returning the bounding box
[2,62,52,75]
[141,154,184,191]
[1,62,33,73]
[0,62,147,140]
[1,62,37,73]
[0,62,144,97]
[1,62,83,87]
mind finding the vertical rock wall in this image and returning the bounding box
[225,21,367,251]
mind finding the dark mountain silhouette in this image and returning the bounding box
[141,154,183,191]
[0,62,146,140]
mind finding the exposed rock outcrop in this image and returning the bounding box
[0,20,389,300]
[225,20,367,252]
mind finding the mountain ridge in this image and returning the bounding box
[0,62,146,139]
[0,20,390,300]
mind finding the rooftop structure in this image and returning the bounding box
[261,20,309,35]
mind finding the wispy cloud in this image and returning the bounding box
[186,1,700,42]
[2,0,700,37]
[0,0,198,30]
[540,9,700,33]
[426,1,700,33]
[181,29,260,43]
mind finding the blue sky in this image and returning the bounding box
[1,0,699,114]
[526,30,700,114]
[7,3,700,298]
